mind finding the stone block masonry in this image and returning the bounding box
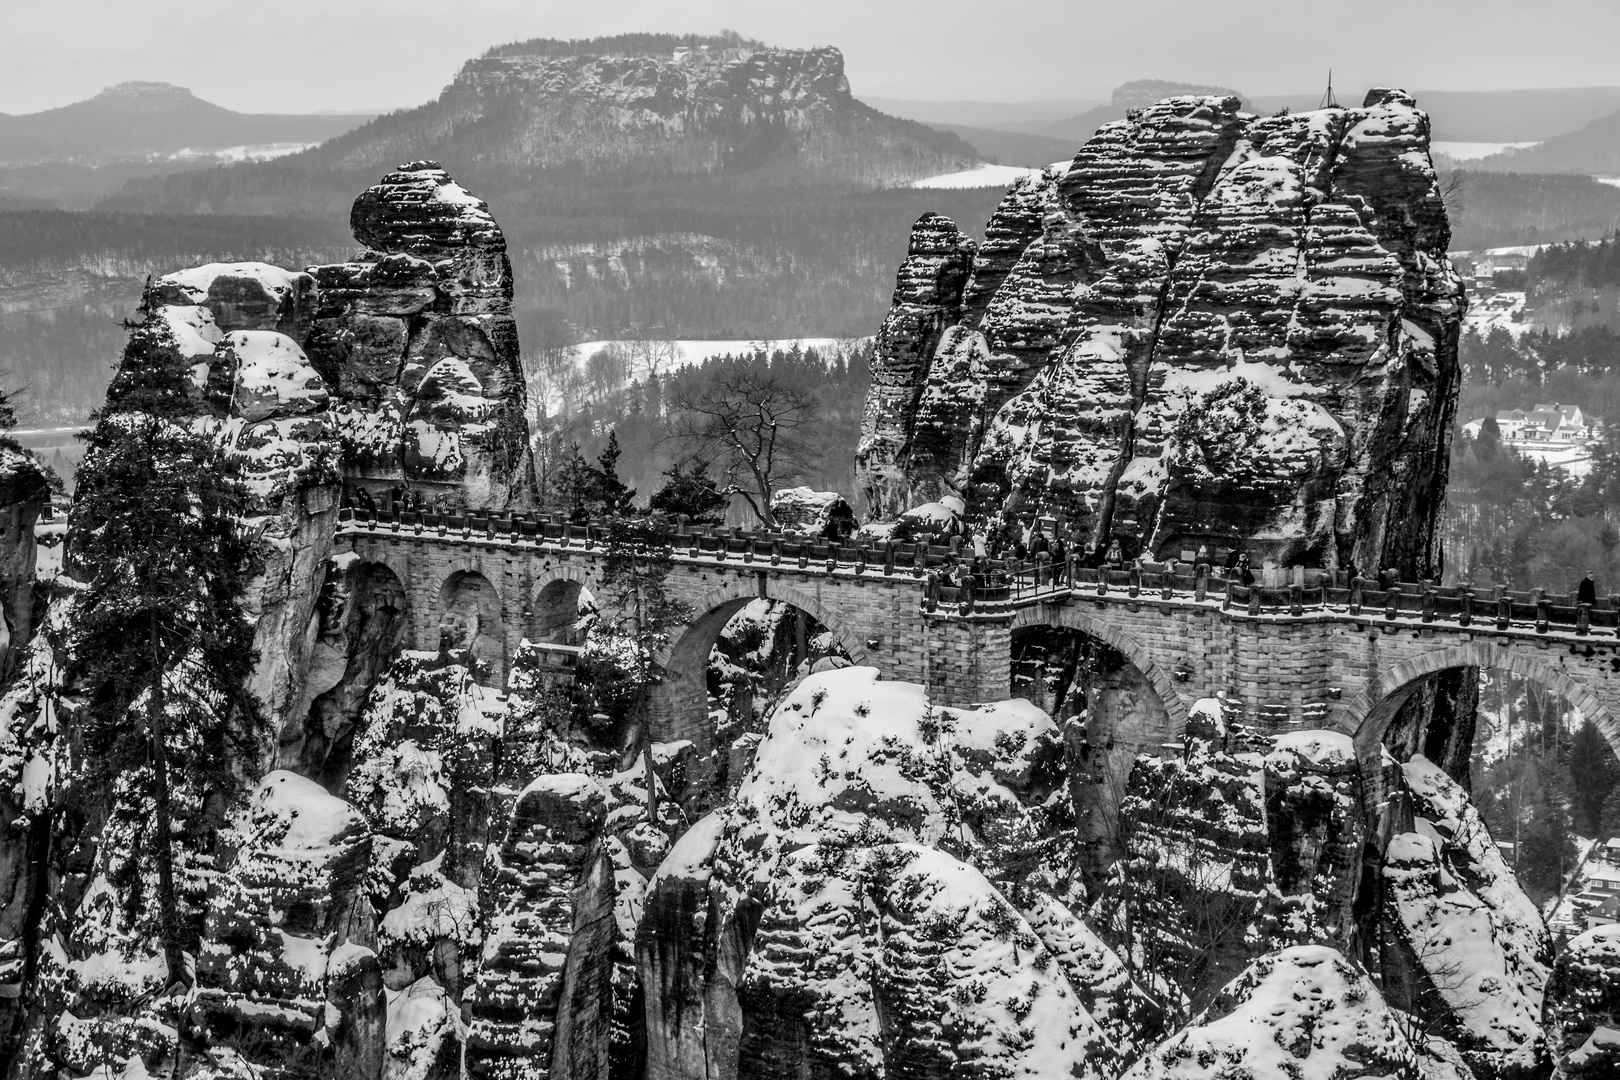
[336,512,1620,798]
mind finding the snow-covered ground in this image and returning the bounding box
[1464,290,1530,338]
[1510,442,1595,478]
[167,142,316,162]
[1432,141,1539,160]
[536,336,871,415]
[908,164,1044,189]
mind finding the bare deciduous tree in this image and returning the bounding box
[626,331,679,381]
[667,368,818,528]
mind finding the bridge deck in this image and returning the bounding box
[335,507,1617,640]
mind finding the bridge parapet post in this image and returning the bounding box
[1289,583,1303,616]
[854,546,865,575]
[1458,586,1473,627]
[1535,589,1551,634]
[883,541,895,576]
[1384,586,1400,621]
[1578,602,1592,636]
[1496,587,1511,630]
[1420,579,1435,623]
[1127,564,1141,597]
[1348,575,1363,615]
[1247,586,1261,616]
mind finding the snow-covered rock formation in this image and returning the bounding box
[1545,923,1620,1078]
[310,161,532,508]
[857,90,1464,577]
[639,666,1155,1079]
[1121,945,1463,1080]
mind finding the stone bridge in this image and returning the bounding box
[335,508,1620,791]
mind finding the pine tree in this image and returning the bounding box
[558,443,594,523]
[649,459,727,523]
[593,430,636,515]
[1569,719,1615,836]
[1601,786,1620,840]
[67,310,264,986]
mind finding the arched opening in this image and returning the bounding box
[651,585,861,812]
[437,570,505,681]
[1010,618,1177,852]
[707,599,851,741]
[528,577,595,647]
[523,575,598,683]
[1350,646,1620,924]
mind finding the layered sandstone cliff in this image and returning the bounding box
[857,89,1464,576]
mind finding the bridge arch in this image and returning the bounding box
[653,579,869,676]
[526,564,601,646]
[1008,605,1187,729]
[436,569,506,679]
[647,579,869,775]
[1337,641,1620,760]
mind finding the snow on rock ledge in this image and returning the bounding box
[1381,755,1551,1078]
[1122,946,1426,1080]
[640,666,1151,1079]
[194,770,384,1077]
[1545,923,1620,1078]
[857,90,1462,578]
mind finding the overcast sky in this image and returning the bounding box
[2,0,1614,115]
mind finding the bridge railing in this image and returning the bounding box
[335,508,1620,637]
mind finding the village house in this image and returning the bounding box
[1491,402,1591,444]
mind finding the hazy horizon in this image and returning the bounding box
[5,0,1620,116]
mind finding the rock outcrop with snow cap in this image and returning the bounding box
[1380,755,1551,1078]
[1122,945,1432,1080]
[309,161,533,507]
[193,770,384,1078]
[857,90,1463,576]
[1545,923,1620,1078]
[639,666,1155,1079]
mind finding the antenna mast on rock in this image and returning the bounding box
[1320,70,1339,109]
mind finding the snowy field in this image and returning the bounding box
[1463,290,1530,338]
[167,142,316,162]
[535,336,873,414]
[909,164,1044,189]
[1431,141,1539,160]
[1511,442,1594,478]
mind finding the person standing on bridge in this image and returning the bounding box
[1029,522,1049,558]
[1580,571,1598,607]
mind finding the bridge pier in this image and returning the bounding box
[922,618,1011,706]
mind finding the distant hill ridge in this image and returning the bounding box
[0,82,371,165]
